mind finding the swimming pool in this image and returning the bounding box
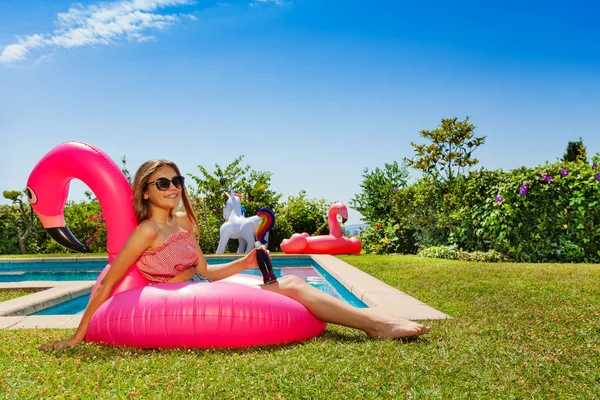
[0,257,366,314]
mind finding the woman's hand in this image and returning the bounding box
[242,248,259,270]
[39,336,83,350]
[244,246,270,269]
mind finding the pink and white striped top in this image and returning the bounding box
[137,230,199,284]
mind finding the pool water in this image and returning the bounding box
[0,261,107,282]
[0,258,366,314]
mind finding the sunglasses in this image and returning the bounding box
[145,175,185,191]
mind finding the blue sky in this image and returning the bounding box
[1,0,599,225]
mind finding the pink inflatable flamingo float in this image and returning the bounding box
[280,203,361,255]
[27,142,325,348]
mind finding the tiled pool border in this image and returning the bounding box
[0,254,450,329]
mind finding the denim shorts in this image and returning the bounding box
[186,273,212,283]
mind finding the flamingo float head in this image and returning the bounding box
[27,177,86,251]
[26,142,137,260]
[331,202,349,224]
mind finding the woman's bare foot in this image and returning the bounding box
[367,317,431,339]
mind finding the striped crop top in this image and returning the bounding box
[137,230,199,284]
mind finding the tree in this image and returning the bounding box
[187,156,282,252]
[404,117,486,182]
[562,137,588,163]
[2,190,34,254]
[0,204,22,254]
[278,190,329,236]
[120,155,132,184]
[349,160,410,223]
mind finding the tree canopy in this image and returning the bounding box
[405,117,486,182]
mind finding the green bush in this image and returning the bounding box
[417,244,459,260]
[0,205,21,254]
[418,245,506,262]
[359,222,417,255]
[412,159,600,262]
[277,190,329,237]
[479,160,600,262]
[356,153,600,262]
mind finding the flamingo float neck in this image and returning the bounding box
[328,203,348,238]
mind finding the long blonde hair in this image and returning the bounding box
[132,159,200,237]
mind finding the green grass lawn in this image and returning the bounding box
[0,289,43,303]
[1,255,599,398]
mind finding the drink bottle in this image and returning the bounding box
[255,242,277,284]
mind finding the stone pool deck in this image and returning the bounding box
[0,255,450,329]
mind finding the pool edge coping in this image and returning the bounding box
[0,255,450,329]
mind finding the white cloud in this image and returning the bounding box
[250,0,285,7]
[33,53,55,67]
[0,0,194,64]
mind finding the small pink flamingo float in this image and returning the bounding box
[280,203,361,255]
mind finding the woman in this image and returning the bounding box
[42,159,430,349]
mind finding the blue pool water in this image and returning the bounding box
[0,257,366,314]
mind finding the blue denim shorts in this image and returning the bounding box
[186,273,212,283]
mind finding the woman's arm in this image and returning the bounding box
[197,245,258,282]
[40,223,157,349]
[176,212,258,282]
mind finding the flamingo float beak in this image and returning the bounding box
[339,207,349,224]
[25,186,87,253]
[45,226,87,253]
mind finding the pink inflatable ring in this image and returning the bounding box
[27,142,326,348]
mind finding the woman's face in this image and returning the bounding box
[144,166,182,210]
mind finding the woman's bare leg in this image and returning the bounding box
[260,276,431,339]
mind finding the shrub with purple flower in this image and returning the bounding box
[519,184,528,196]
[542,174,554,183]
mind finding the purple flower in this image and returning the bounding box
[392,186,398,192]
[546,175,553,183]
[519,184,528,196]
[596,173,600,180]
[561,169,569,177]
[495,195,503,202]
[593,163,598,170]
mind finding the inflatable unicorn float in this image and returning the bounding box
[26,142,325,348]
[281,203,361,255]
[216,190,274,254]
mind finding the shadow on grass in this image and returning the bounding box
[38,328,381,360]
[38,325,434,361]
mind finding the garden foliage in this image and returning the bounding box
[356,118,599,262]
[3,126,599,263]
[350,161,417,255]
[358,157,600,262]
